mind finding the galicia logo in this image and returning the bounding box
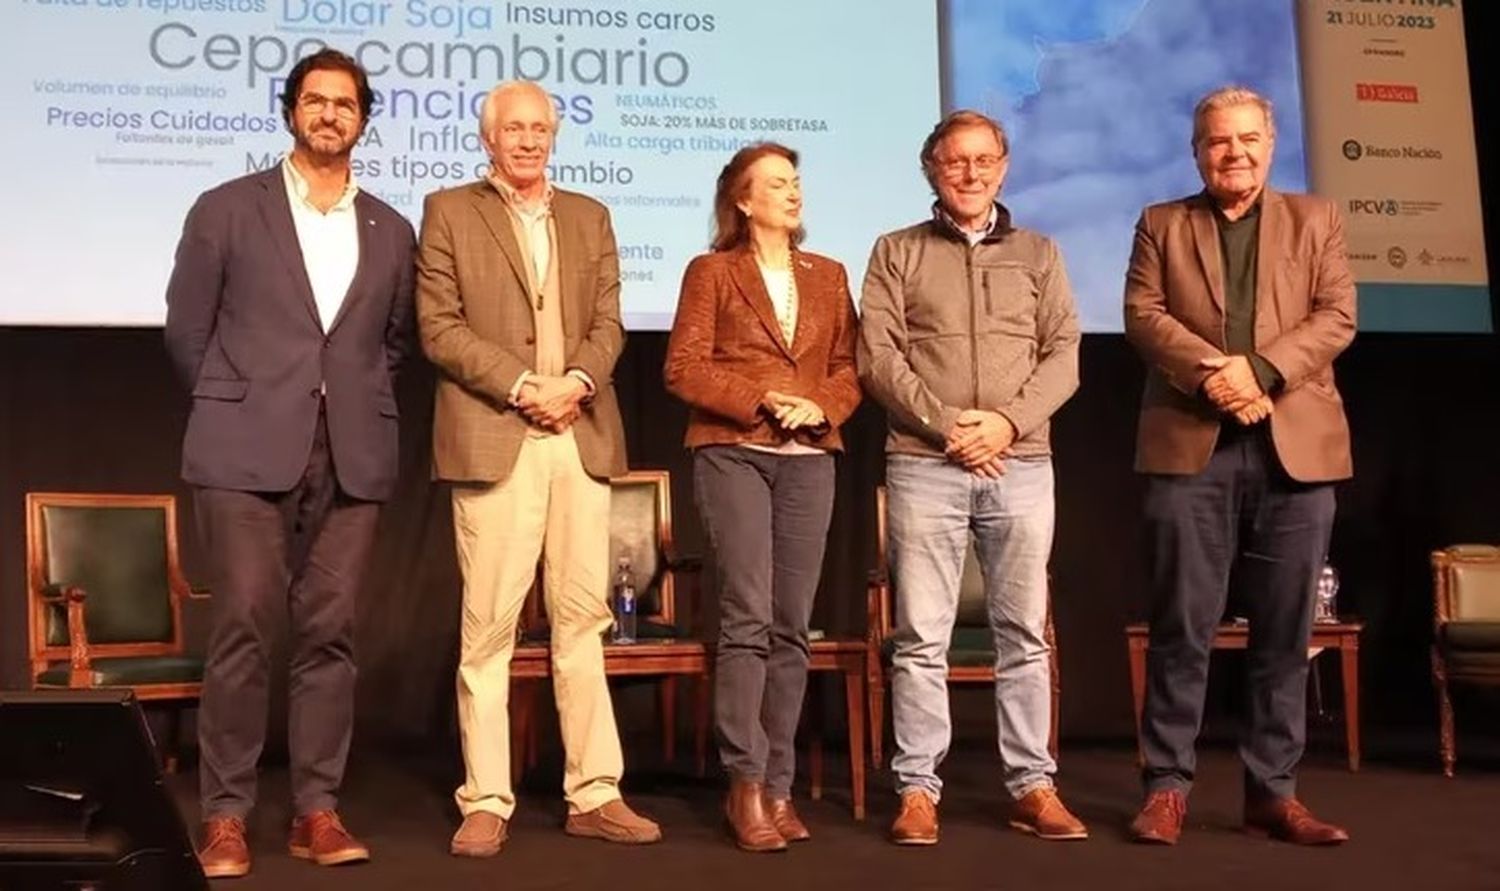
[1342,140,1363,161]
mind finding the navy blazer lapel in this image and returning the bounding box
[469,183,534,305]
[256,169,322,330]
[1188,192,1227,315]
[729,249,795,361]
[325,192,380,336]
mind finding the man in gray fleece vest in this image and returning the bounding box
[858,110,1083,846]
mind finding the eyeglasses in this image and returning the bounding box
[935,153,1005,178]
[298,93,360,119]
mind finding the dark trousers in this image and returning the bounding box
[694,446,835,798]
[195,408,380,818]
[1139,427,1335,800]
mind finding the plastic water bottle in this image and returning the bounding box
[1315,562,1340,624]
[611,557,637,644]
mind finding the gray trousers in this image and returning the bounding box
[694,446,835,798]
[195,406,379,819]
[1140,427,1335,800]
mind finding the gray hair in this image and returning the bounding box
[919,109,1010,191]
[479,80,559,139]
[1191,86,1275,150]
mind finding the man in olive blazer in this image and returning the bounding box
[416,80,657,858]
[1123,86,1355,847]
[418,185,627,483]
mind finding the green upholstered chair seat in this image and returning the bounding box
[947,627,996,668]
[1442,650,1500,673]
[36,655,203,687]
[1441,621,1500,651]
[881,626,995,669]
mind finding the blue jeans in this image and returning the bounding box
[886,454,1057,801]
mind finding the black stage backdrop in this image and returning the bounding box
[2,4,1497,758]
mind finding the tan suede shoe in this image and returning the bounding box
[450,811,509,858]
[564,798,663,845]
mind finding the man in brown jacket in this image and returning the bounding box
[858,110,1085,846]
[1124,86,1355,847]
[416,79,659,857]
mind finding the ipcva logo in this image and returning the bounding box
[1348,198,1398,216]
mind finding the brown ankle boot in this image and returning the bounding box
[724,778,786,853]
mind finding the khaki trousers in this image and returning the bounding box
[451,429,622,819]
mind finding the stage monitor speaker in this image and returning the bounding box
[0,689,206,891]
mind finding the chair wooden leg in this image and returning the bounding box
[658,676,678,765]
[868,665,885,769]
[1128,635,1149,767]
[163,704,184,775]
[808,677,824,801]
[510,679,533,786]
[1432,646,1456,777]
[845,666,866,821]
[527,683,544,771]
[694,672,711,777]
[1339,635,1360,772]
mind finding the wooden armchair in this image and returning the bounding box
[865,486,1060,768]
[25,492,208,768]
[1430,544,1500,776]
[510,470,711,778]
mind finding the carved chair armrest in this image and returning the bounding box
[41,584,92,686]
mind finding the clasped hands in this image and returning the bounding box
[761,391,827,432]
[1200,355,1272,425]
[516,374,588,432]
[946,409,1015,480]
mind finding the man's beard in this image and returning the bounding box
[295,123,356,161]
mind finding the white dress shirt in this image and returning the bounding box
[282,157,360,333]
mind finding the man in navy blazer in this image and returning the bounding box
[164,48,414,878]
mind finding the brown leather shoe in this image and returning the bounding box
[1008,786,1088,840]
[564,798,663,845]
[198,816,250,879]
[1244,796,1349,845]
[723,779,786,852]
[288,810,370,866]
[1129,789,1186,845]
[767,797,810,843]
[889,789,939,846]
[450,811,509,858]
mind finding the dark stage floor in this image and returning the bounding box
[161,742,1500,891]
